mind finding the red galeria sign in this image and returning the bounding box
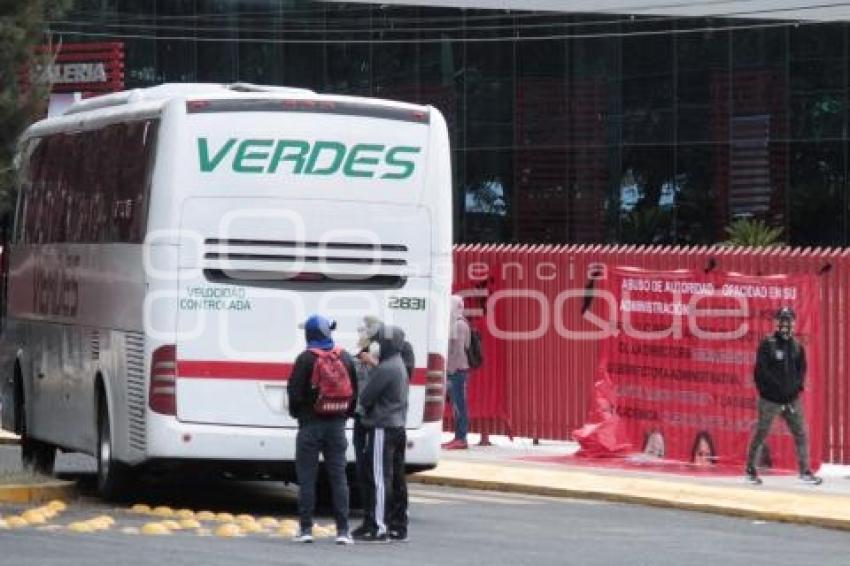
[29,42,124,94]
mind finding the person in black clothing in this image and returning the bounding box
[745,307,822,486]
[352,324,410,543]
[287,314,358,544]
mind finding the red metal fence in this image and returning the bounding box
[452,244,850,464]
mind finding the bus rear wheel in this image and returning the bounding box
[19,399,56,476]
[96,395,131,500]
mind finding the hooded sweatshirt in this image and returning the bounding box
[359,325,409,428]
[447,295,471,374]
[355,321,415,417]
[753,331,807,404]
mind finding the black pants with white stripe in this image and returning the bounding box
[360,426,408,536]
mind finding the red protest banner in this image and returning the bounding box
[576,267,823,473]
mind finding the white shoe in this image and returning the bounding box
[799,472,823,485]
[335,533,354,545]
[293,530,314,543]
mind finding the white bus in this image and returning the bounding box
[0,83,452,499]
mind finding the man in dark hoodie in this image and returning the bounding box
[745,307,822,486]
[353,317,414,542]
[352,324,409,543]
[287,315,358,544]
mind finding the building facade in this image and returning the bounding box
[56,1,850,246]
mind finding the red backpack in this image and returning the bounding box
[309,347,353,416]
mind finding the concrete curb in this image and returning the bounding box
[0,480,76,504]
[410,462,850,532]
[0,435,20,446]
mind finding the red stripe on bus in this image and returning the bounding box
[177,360,429,385]
[410,368,427,385]
[176,361,292,380]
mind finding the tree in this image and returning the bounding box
[723,217,784,247]
[0,0,69,223]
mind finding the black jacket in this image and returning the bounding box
[286,348,358,421]
[753,333,807,404]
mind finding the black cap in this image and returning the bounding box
[775,307,796,321]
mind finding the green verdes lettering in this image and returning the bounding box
[267,140,310,174]
[233,139,274,173]
[305,141,346,175]
[382,146,421,179]
[197,137,237,172]
[343,144,384,178]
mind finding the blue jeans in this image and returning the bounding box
[448,371,469,441]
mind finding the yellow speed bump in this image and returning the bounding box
[236,514,254,523]
[276,523,297,538]
[130,504,151,514]
[37,507,58,519]
[47,500,67,512]
[195,511,216,522]
[238,521,263,534]
[0,519,9,529]
[312,525,333,538]
[214,523,242,538]
[67,521,94,533]
[258,517,279,528]
[93,515,115,527]
[21,510,47,525]
[152,506,174,517]
[179,518,201,530]
[86,518,111,531]
[161,520,182,531]
[215,512,235,523]
[140,522,171,536]
[6,516,29,529]
[175,509,195,520]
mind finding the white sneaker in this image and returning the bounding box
[335,533,354,545]
[799,472,823,485]
[293,530,314,543]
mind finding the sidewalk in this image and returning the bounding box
[410,434,850,531]
[0,430,19,445]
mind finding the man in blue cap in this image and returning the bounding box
[287,315,358,544]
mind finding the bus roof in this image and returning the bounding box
[23,83,434,140]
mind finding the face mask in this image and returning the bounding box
[356,328,370,349]
[368,341,381,360]
[778,322,792,339]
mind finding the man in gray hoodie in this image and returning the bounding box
[351,324,410,543]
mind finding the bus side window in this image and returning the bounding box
[41,133,75,244]
[116,122,143,243]
[96,125,120,243]
[17,138,46,244]
[72,130,98,243]
[29,136,57,245]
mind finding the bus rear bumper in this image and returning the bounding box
[144,415,442,466]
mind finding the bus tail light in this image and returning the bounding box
[423,353,446,423]
[149,345,177,416]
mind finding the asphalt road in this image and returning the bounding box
[2,446,850,566]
